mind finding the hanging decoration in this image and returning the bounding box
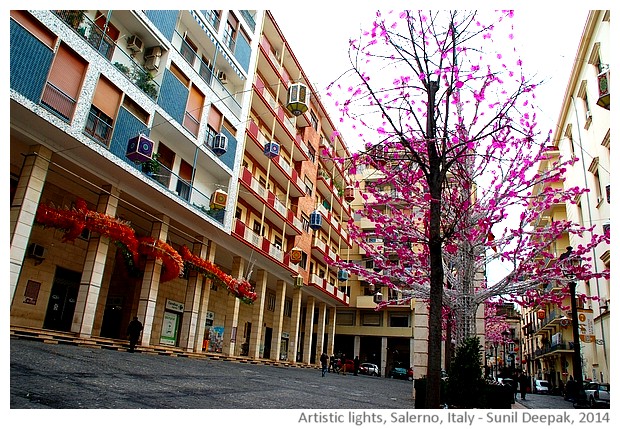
[289,247,303,264]
[34,198,256,304]
[210,190,228,209]
[536,309,546,319]
[337,269,349,281]
[180,245,257,303]
[293,274,303,288]
[139,236,184,283]
[211,133,228,156]
[286,82,309,116]
[126,134,154,163]
[264,141,280,159]
[309,210,322,230]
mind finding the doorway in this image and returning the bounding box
[263,327,272,359]
[43,267,81,331]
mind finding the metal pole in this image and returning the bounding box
[570,280,586,406]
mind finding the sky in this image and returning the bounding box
[273,8,592,286]
[273,8,590,152]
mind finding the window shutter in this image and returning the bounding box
[92,76,121,119]
[48,43,87,99]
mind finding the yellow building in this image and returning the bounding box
[522,10,610,386]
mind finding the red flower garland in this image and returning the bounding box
[34,198,257,301]
[180,245,257,302]
[139,237,184,282]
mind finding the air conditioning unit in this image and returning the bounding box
[145,46,162,58]
[28,243,46,259]
[127,35,144,52]
[144,55,160,71]
[217,70,227,84]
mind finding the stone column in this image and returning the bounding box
[71,186,120,337]
[413,300,429,377]
[271,280,286,361]
[249,269,268,359]
[354,335,361,360]
[137,215,169,346]
[193,241,216,352]
[302,296,315,364]
[326,306,336,356]
[315,302,327,361]
[179,239,208,350]
[289,287,302,363]
[10,145,52,304]
[222,256,243,356]
[381,336,388,378]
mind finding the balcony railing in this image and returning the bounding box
[54,10,160,100]
[84,109,113,146]
[239,10,256,32]
[138,160,224,224]
[40,82,76,121]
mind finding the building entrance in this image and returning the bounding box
[43,267,81,331]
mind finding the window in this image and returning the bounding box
[41,43,87,121]
[308,146,315,163]
[304,176,313,196]
[84,105,113,145]
[564,124,575,156]
[578,80,592,127]
[361,312,381,326]
[235,207,242,220]
[284,298,292,317]
[180,34,198,66]
[223,13,239,51]
[336,311,355,326]
[390,313,410,327]
[184,85,204,137]
[199,56,213,84]
[588,157,604,205]
[310,111,318,131]
[267,291,276,311]
[300,251,308,270]
[206,10,221,30]
[301,213,310,232]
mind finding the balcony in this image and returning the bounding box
[54,10,160,101]
[135,159,225,224]
[239,168,303,234]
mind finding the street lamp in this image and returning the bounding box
[493,341,499,380]
[559,246,586,406]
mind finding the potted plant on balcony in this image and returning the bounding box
[139,152,160,176]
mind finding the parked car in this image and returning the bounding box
[359,363,380,376]
[389,362,413,380]
[584,382,610,408]
[533,379,551,394]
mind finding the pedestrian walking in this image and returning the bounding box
[519,371,529,400]
[127,316,143,353]
[329,354,335,373]
[354,356,360,376]
[320,352,329,377]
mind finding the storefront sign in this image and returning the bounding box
[165,298,184,313]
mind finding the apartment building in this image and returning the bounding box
[9,10,352,365]
[522,10,610,386]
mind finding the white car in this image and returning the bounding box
[584,382,610,408]
[534,379,551,394]
[360,363,380,376]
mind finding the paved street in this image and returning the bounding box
[10,338,415,409]
[11,338,577,412]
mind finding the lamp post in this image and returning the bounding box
[493,341,499,380]
[559,246,586,406]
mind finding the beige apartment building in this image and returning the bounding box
[9,9,354,366]
[522,10,610,387]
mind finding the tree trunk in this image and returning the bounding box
[425,81,444,408]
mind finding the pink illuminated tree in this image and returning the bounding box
[325,10,609,408]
